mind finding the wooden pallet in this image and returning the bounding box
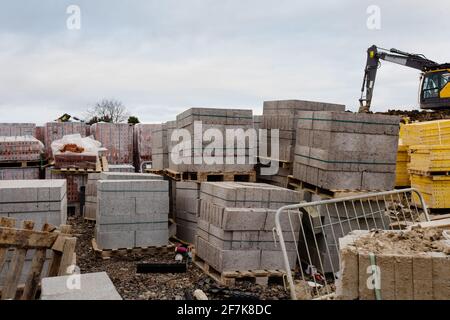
[408,169,450,176]
[0,218,76,300]
[165,169,256,182]
[192,253,285,286]
[91,238,175,260]
[287,175,381,199]
[0,159,42,168]
[51,156,109,174]
[144,168,165,175]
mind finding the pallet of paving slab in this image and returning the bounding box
[192,253,285,287]
[91,238,176,260]
[165,169,256,182]
[286,175,382,198]
[0,159,42,168]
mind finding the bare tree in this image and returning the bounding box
[87,99,129,123]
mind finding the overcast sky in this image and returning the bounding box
[0,0,449,124]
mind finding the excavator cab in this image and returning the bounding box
[420,69,450,109]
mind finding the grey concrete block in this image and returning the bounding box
[41,272,122,300]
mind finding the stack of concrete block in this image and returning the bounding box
[261,100,346,163]
[44,122,90,158]
[253,115,263,132]
[0,136,42,162]
[0,123,36,136]
[258,100,345,188]
[41,272,122,300]
[0,167,40,180]
[336,230,450,300]
[45,167,87,203]
[174,181,201,243]
[95,175,169,249]
[0,179,67,229]
[134,123,159,170]
[108,164,135,172]
[298,193,390,273]
[171,108,255,173]
[195,182,303,272]
[85,172,163,221]
[293,111,401,191]
[151,123,168,170]
[90,123,134,165]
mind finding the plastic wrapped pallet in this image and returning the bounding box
[44,122,90,158]
[195,182,304,272]
[0,123,36,137]
[90,123,134,165]
[95,177,169,249]
[134,123,159,170]
[293,111,401,191]
[0,136,43,161]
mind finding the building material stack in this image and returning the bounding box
[195,182,303,273]
[336,228,450,300]
[150,123,168,170]
[0,179,67,288]
[0,179,67,229]
[0,123,36,137]
[85,172,163,222]
[174,181,201,243]
[400,119,450,209]
[95,173,169,250]
[396,145,410,187]
[44,122,89,159]
[90,123,134,165]
[0,136,43,180]
[171,108,255,174]
[258,100,345,188]
[134,123,159,171]
[45,167,87,203]
[108,164,135,172]
[293,111,400,191]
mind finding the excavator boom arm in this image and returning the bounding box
[359,45,440,112]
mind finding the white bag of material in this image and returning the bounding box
[51,134,107,156]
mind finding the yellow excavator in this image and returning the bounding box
[359,45,450,113]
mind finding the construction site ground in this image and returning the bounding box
[69,216,289,300]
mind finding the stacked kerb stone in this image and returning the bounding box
[95,173,169,249]
[195,182,303,272]
[171,108,255,173]
[293,111,401,190]
[258,100,345,187]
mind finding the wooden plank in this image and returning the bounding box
[0,227,59,249]
[2,221,34,300]
[21,224,53,300]
[58,237,77,276]
[47,225,72,278]
[411,218,450,230]
[0,218,17,275]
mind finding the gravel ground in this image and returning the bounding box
[68,216,290,300]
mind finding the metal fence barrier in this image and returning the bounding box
[274,188,430,300]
